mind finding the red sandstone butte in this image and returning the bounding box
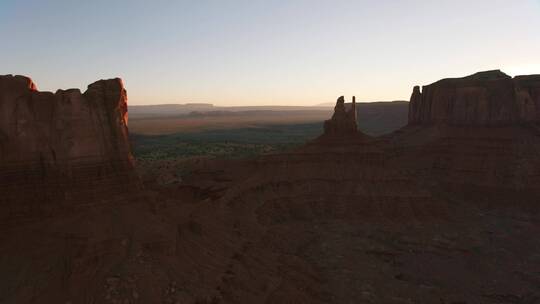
[408,70,540,126]
[395,70,540,207]
[0,75,140,224]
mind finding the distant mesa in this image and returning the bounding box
[323,96,358,134]
[408,70,540,126]
[184,102,213,107]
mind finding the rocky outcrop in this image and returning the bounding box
[323,96,358,134]
[0,75,183,304]
[0,75,140,224]
[408,70,540,125]
[394,70,540,208]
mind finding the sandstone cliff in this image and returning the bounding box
[408,70,540,125]
[0,75,140,224]
[395,70,540,208]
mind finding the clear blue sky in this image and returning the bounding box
[1,0,539,106]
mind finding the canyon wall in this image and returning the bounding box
[408,70,540,125]
[0,75,141,224]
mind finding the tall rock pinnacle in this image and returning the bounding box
[323,96,358,134]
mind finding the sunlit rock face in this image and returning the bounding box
[0,75,140,224]
[408,70,540,126]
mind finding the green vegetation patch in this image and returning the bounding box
[130,123,323,161]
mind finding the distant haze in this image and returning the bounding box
[1,0,539,106]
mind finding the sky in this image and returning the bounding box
[1,0,540,106]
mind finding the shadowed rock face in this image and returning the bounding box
[0,76,180,304]
[323,96,357,134]
[394,71,540,207]
[408,70,540,125]
[0,75,140,224]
